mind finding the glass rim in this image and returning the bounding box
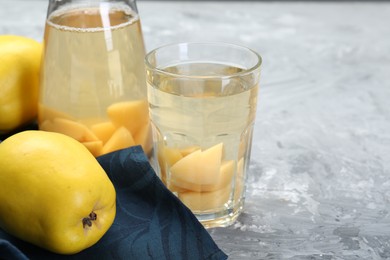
[145,42,262,80]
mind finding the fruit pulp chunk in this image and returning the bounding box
[134,122,152,155]
[38,104,74,124]
[178,184,231,212]
[161,143,235,211]
[170,143,223,186]
[82,140,103,157]
[91,122,116,144]
[40,118,98,142]
[38,99,151,156]
[101,126,135,155]
[107,100,149,136]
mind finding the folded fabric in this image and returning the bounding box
[0,146,227,260]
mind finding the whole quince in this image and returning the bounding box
[0,130,116,254]
[0,35,42,133]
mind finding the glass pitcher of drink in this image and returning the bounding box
[39,0,151,157]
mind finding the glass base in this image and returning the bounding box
[196,200,244,229]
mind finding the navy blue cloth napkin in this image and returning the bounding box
[0,146,227,260]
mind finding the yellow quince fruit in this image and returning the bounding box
[0,130,116,254]
[0,35,42,133]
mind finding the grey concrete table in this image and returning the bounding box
[2,1,390,259]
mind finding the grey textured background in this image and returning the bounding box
[2,0,390,259]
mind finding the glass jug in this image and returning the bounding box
[39,0,151,157]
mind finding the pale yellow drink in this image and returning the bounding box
[147,60,260,228]
[39,4,151,156]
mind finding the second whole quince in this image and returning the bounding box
[0,130,116,254]
[0,35,42,133]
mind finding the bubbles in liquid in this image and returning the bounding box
[47,3,139,33]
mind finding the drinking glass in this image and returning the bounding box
[146,42,262,228]
[39,0,151,157]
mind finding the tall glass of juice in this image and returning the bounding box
[39,0,151,157]
[146,42,262,228]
